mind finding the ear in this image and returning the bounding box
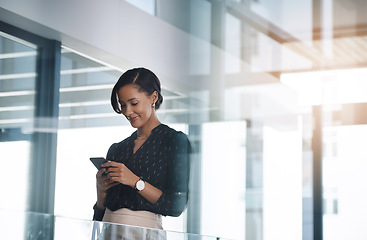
[151,91,158,104]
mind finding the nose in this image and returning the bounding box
[123,104,133,116]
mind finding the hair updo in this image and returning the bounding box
[111,67,163,114]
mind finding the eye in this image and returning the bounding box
[131,102,138,106]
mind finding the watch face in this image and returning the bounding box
[136,180,145,191]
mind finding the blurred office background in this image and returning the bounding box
[1,0,367,239]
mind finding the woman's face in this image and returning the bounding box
[117,84,156,128]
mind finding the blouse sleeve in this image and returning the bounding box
[147,131,191,217]
[93,203,105,221]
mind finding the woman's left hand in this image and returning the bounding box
[102,161,139,188]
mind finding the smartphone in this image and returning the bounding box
[90,157,108,170]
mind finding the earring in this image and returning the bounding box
[152,104,155,108]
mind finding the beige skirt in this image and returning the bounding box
[99,208,165,240]
[102,208,163,229]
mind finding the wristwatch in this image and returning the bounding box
[135,178,145,191]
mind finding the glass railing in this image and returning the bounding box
[0,209,230,240]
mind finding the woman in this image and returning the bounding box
[93,67,191,238]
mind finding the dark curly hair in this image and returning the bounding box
[111,67,163,114]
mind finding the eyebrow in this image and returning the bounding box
[119,98,137,104]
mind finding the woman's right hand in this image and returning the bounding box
[96,168,119,210]
[96,168,119,192]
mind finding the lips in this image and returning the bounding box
[128,116,139,122]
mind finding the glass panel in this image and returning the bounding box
[0,210,230,240]
[0,32,36,131]
[250,0,313,42]
[225,13,241,74]
[323,125,367,240]
[55,46,124,220]
[124,0,155,15]
[189,0,212,75]
[0,32,37,212]
[263,124,302,240]
[186,1,309,239]
[201,121,246,240]
[0,30,38,240]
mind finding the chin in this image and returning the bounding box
[129,121,143,129]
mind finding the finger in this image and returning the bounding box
[102,174,111,181]
[108,171,123,176]
[97,172,106,180]
[105,179,119,186]
[109,176,124,183]
[109,168,122,176]
[103,179,112,186]
[98,169,108,177]
[106,182,119,189]
[101,161,114,168]
[102,161,123,168]
[96,168,105,176]
[106,168,121,174]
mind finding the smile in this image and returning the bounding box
[128,116,139,122]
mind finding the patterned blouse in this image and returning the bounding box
[93,124,191,220]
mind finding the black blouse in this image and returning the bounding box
[93,124,191,220]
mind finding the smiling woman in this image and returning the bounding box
[117,84,158,132]
[93,67,191,239]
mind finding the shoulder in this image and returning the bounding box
[156,124,191,151]
[155,124,188,140]
[108,132,135,151]
[106,133,135,160]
